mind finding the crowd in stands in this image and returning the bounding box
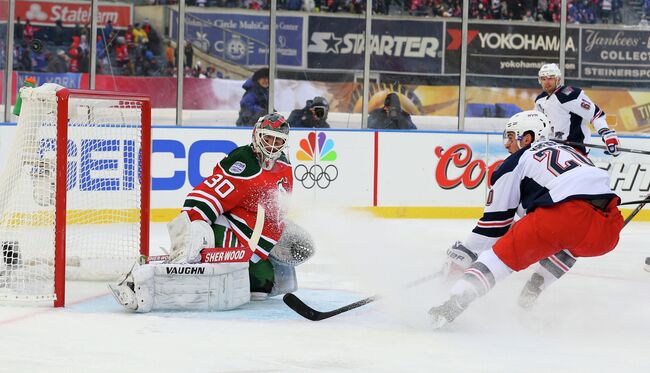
[12,18,169,76]
[12,16,232,79]
[151,0,626,23]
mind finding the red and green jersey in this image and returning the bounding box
[182,145,293,261]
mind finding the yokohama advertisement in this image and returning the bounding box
[307,16,444,74]
[445,22,580,77]
[580,28,650,81]
[9,1,133,29]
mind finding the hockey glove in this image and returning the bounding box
[598,128,620,156]
[440,241,478,282]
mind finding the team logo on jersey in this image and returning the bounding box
[294,132,339,189]
[229,161,246,174]
[562,87,574,95]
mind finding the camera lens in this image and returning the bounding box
[30,39,44,53]
[314,107,325,119]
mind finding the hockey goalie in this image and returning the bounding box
[109,113,316,312]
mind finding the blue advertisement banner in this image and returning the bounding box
[580,28,650,81]
[16,72,82,89]
[307,16,443,74]
[170,10,303,68]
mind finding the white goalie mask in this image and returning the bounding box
[538,63,562,85]
[252,113,290,170]
[503,110,552,145]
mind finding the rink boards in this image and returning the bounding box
[0,123,648,221]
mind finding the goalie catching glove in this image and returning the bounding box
[167,213,214,264]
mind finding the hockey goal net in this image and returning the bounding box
[0,85,150,307]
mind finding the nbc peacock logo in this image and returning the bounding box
[294,132,339,189]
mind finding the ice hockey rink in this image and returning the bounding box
[1,210,649,373]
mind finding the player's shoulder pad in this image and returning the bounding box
[554,85,582,103]
[220,145,261,176]
[490,146,528,185]
[535,91,549,102]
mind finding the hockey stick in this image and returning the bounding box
[624,194,649,225]
[283,273,438,321]
[553,139,650,156]
[618,198,650,207]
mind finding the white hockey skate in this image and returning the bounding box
[428,295,471,329]
[108,282,138,311]
[108,263,138,311]
[517,273,544,309]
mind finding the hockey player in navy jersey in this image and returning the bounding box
[535,63,620,156]
[430,111,624,329]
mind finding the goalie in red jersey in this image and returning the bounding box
[110,113,316,312]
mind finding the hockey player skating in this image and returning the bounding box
[535,63,620,156]
[109,113,316,312]
[430,110,624,329]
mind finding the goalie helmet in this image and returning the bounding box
[538,63,562,84]
[504,110,551,145]
[252,113,290,170]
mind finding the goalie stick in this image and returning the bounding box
[553,139,650,156]
[286,196,648,321]
[283,273,437,321]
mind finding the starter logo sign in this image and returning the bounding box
[307,16,443,74]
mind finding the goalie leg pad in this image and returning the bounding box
[112,262,250,312]
[268,256,297,297]
[270,219,315,266]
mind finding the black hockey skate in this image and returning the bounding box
[518,273,545,309]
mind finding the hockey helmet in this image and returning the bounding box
[503,110,551,145]
[538,63,562,84]
[252,113,290,170]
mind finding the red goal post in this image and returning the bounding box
[0,86,151,307]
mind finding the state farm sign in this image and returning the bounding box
[15,1,133,29]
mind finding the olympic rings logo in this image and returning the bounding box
[294,164,339,189]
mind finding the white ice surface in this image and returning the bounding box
[1,209,649,373]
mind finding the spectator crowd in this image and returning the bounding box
[154,0,626,24]
[13,18,169,76]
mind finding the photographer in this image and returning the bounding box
[368,93,417,130]
[287,96,331,128]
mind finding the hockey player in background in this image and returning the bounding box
[430,110,624,328]
[109,113,316,312]
[535,63,620,156]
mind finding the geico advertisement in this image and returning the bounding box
[151,127,374,209]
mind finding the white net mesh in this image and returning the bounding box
[0,86,147,303]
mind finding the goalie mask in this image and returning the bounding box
[252,113,290,170]
[503,110,552,147]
